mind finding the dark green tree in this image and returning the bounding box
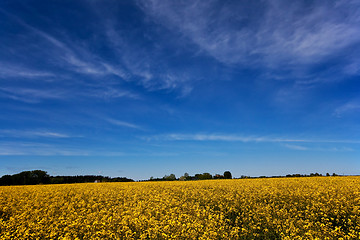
[224,171,232,179]
[195,173,212,180]
[163,174,176,181]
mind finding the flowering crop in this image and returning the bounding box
[1,177,359,239]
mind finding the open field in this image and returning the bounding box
[1,177,359,239]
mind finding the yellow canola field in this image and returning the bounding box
[1,177,360,239]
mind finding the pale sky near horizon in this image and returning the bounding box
[0,0,359,180]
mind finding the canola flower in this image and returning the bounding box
[0,177,359,239]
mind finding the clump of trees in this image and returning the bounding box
[285,173,338,178]
[163,174,177,181]
[0,170,133,186]
[148,171,233,181]
[245,173,339,179]
[184,171,232,180]
[0,170,50,186]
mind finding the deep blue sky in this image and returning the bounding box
[0,0,359,180]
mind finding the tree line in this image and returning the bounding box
[0,170,342,185]
[147,171,341,181]
[0,170,134,186]
[148,171,233,181]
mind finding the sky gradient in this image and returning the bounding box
[0,0,359,180]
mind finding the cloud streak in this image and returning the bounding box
[0,130,72,139]
[283,144,355,152]
[0,63,54,79]
[0,141,129,156]
[0,87,67,103]
[334,100,360,117]
[0,142,90,156]
[105,118,143,130]
[147,133,360,144]
[0,83,138,104]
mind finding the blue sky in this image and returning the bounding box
[0,0,359,180]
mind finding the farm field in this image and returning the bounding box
[0,177,359,239]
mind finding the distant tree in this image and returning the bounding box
[0,175,13,185]
[332,173,338,177]
[179,173,190,181]
[11,170,50,185]
[163,174,176,181]
[195,173,212,180]
[202,172,212,179]
[50,177,64,184]
[224,171,232,179]
[213,174,224,179]
[326,173,330,177]
[32,170,50,184]
[184,172,189,179]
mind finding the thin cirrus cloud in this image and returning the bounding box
[0,87,67,103]
[282,144,309,151]
[0,129,72,139]
[0,85,138,103]
[0,141,126,156]
[3,11,110,77]
[102,18,194,95]
[0,9,131,95]
[333,100,360,117]
[0,63,54,79]
[0,142,89,156]
[138,0,360,78]
[105,118,143,130]
[80,86,139,100]
[283,144,355,152]
[0,16,135,102]
[1,8,192,97]
[147,133,360,144]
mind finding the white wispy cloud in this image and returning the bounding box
[1,9,130,79]
[102,17,194,95]
[83,86,139,100]
[146,133,360,144]
[344,59,360,75]
[0,130,72,138]
[283,144,355,152]
[0,87,67,103]
[0,63,54,79]
[334,100,360,117]
[0,85,139,103]
[283,144,309,151]
[0,68,121,104]
[2,6,194,97]
[8,9,190,96]
[30,132,70,138]
[0,142,90,156]
[105,118,142,130]
[138,0,360,75]
[0,142,126,156]
[0,11,143,104]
